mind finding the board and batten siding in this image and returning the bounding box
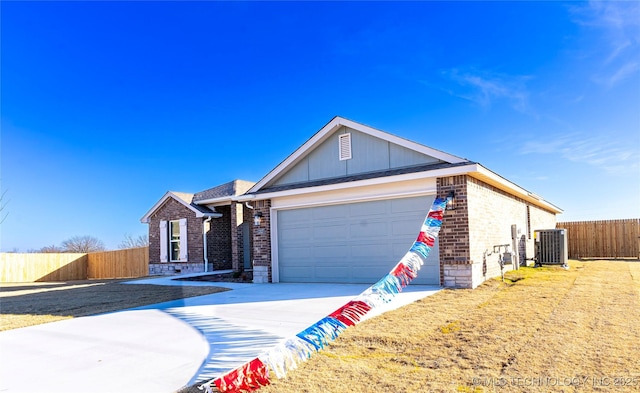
[273,127,442,186]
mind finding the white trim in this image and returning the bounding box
[254,162,561,214]
[247,116,467,194]
[270,207,279,283]
[159,220,168,262]
[169,219,181,262]
[272,189,436,211]
[338,133,352,160]
[255,163,476,200]
[470,166,562,213]
[193,196,234,206]
[179,218,188,261]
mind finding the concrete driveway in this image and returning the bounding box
[0,274,440,393]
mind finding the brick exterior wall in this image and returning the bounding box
[437,175,472,288]
[148,198,204,266]
[437,175,557,288]
[147,196,240,275]
[207,205,232,271]
[252,199,272,283]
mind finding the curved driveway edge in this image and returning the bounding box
[0,275,440,392]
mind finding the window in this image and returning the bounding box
[339,133,352,160]
[159,218,188,262]
[169,220,181,261]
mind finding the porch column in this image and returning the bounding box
[230,201,244,272]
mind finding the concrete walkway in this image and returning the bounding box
[0,273,440,393]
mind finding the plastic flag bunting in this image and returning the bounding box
[328,300,372,327]
[213,357,270,392]
[200,197,449,393]
[259,337,316,379]
[296,317,347,350]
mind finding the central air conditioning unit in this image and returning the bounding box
[534,229,568,266]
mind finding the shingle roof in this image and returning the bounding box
[252,161,475,194]
[168,191,217,214]
[193,179,255,202]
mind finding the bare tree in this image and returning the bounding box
[119,234,149,249]
[61,236,106,253]
[38,245,65,253]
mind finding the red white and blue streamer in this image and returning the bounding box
[200,197,449,393]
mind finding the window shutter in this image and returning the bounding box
[159,221,168,262]
[179,218,188,261]
[339,133,352,160]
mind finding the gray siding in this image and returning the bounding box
[277,195,439,284]
[272,127,444,187]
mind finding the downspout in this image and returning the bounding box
[244,201,254,210]
[203,217,212,272]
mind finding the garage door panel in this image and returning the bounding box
[277,195,439,284]
[315,266,351,279]
[279,246,312,259]
[313,223,347,239]
[349,221,388,238]
[313,245,349,258]
[391,219,423,237]
[391,196,428,213]
[349,200,387,217]
[279,227,311,242]
[351,243,392,258]
[312,204,349,219]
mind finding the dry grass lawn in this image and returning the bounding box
[0,278,229,331]
[257,260,640,393]
[2,262,638,392]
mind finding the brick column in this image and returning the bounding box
[437,175,472,288]
[252,199,272,283]
[230,201,244,272]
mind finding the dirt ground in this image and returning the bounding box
[0,277,229,331]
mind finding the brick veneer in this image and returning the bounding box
[207,205,232,271]
[252,199,272,283]
[437,175,557,288]
[147,197,237,275]
[148,198,204,266]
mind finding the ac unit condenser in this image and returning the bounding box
[534,229,568,266]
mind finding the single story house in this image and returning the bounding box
[141,117,561,288]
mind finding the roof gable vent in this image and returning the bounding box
[338,133,352,160]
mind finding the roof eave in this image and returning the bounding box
[140,191,223,223]
[242,162,562,214]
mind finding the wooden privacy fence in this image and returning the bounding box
[556,219,639,259]
[88,247,149,279]
[0,253,88,282]
[0,247,149,283]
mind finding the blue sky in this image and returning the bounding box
[1,1,639,252]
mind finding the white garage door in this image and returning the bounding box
[276,195,439,284]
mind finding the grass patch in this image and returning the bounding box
[255,260,640,393]
[0,278,229,331]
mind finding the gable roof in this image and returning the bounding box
[140,191,222,224]
[247,116,469,194]
[193,179,255,204]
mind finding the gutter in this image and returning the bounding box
[203,217,212,272]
